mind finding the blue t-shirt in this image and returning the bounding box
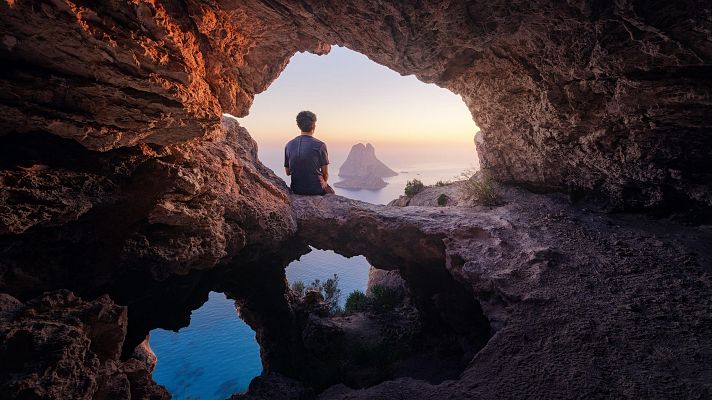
[284,135,330,195]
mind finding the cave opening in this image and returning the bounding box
[113,233,492,398]
[149,291,262,399]
[282,239,493,393]
[236,46,481,205]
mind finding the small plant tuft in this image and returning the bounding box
[459,168,500,206]
[293,274,343,315]
[310,274,342,314]
[404,179,425,197]
[435,180,449,187]
[437,193,448,206]
[344,290,369,313]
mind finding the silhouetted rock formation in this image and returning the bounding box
[338,143,397,178]
[335,143,397,190]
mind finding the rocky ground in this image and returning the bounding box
[288,185,712,399]
[7,181,708,400]
[388,180,473,207]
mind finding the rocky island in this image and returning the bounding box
[335,143,397,190]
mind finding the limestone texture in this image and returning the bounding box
[292,188,712,399]
[2,1,709,209]
[0,116,296,294]
[388,180,474,207]
[0,290,169,400]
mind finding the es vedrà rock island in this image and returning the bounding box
[335,143,398,190]
[1,2,711,400]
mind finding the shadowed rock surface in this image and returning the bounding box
[0,290,169,400]
[292,191,712,399]
[0,117,295,294]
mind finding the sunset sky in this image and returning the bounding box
[236,46,479,147]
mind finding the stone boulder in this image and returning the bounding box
[0,290,168,400]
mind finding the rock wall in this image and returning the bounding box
[0,290,169,399]
[3,1,711,211]
[0,0,327,150]
[267,0,712,210]
[2,3,710,398]
[0,117,296,294]
[217,0,707,212]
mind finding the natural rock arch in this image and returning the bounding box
[2,0,710,211]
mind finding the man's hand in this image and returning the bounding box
[321,165,329,182]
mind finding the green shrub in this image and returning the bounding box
[435,180,449,187]
[459,169,500,206]
[437,193,448,206]
[307,274,342,314]
[293,274,343,314]
[369,285,404,310]
[404,179,425,197]
[344,290,368,314]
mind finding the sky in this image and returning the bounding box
[236,46,479,147]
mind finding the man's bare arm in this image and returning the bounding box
[321,165,329,182]
[285,167,291,176]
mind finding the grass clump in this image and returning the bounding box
[459,169,500,206]
[437,193,448,206]
[404,179,425,197]
[435,180,449,187]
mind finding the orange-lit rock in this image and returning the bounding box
[2,1,709,208]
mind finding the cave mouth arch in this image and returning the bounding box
[1,0,708,212]
[234,45,481,205]
[115,230,493,397]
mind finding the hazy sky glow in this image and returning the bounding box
[237,46,479,147]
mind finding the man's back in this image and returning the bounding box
[284,135,329,195]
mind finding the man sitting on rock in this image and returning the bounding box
[284,111,335,195]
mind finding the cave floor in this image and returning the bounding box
[289,186,712,399]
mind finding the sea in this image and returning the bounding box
[149,142,478,399]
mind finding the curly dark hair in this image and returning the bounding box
[296,111,317,132]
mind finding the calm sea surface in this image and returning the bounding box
[149,142,477,399]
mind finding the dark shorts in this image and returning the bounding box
[292,184,334,196]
